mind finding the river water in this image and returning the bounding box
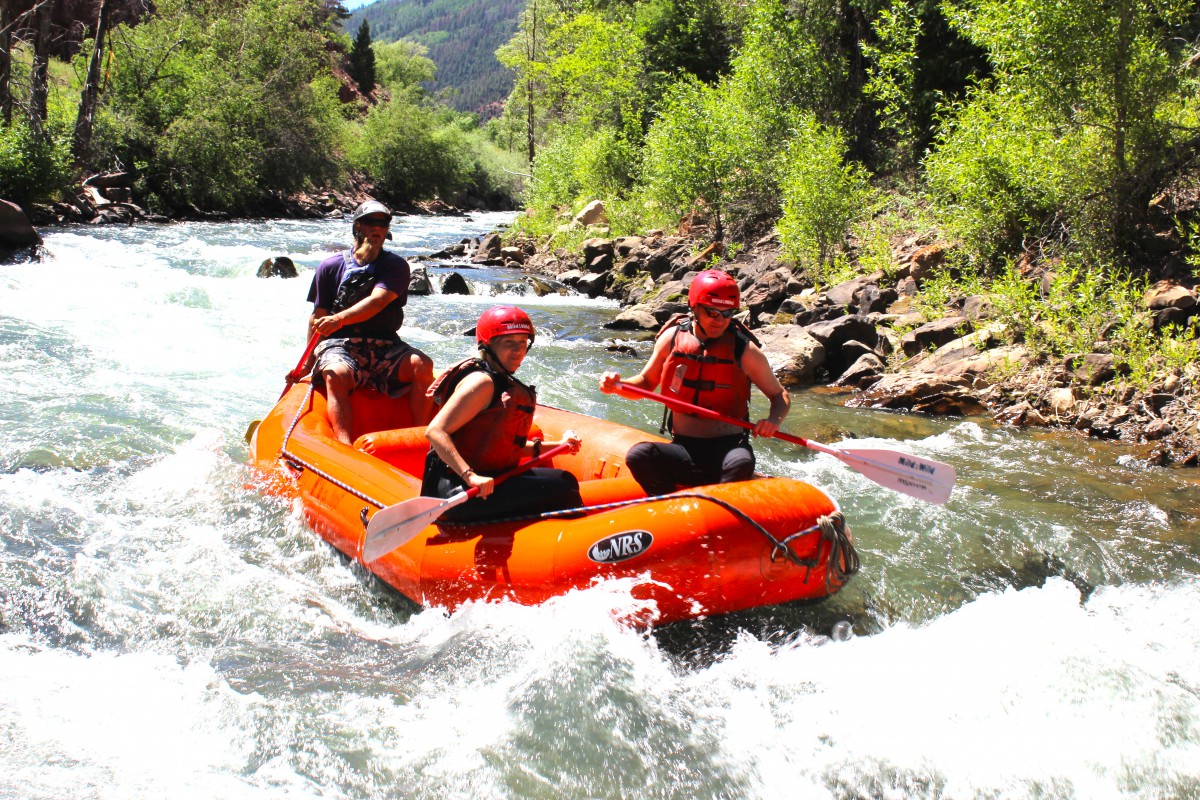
[2,215,1198,799]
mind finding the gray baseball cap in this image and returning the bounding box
[352,200,392,223]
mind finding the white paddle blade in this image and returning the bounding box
[362,493,469,561]
[833,447,956,504]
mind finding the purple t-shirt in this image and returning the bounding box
[307,249,411,311]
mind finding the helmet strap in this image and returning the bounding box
[480,343,515,376]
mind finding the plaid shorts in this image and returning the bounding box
[312,337,420,397]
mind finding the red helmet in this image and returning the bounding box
[688,269,740,309]
[476,305,535,346]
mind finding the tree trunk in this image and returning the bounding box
[0,4,11,125]
[30,0,54,133]
[74,0,112,161]
[525,0,537,167]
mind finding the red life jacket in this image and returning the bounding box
[659,315,753,425]
[428,358,536,473]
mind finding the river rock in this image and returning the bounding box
[832,352,885,389]
[574,200,608,228]
[604,305,661,331]
[899,316,972,358]
[257,256,298,278]
[472,231,503,263]
[1,199,43,260]
[755,324,826,387]
[409,267,433,295]
[577,272,610,298]
[441,272,471,295]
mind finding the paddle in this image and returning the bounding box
[613,381,956,505]
[362,442,574,561]
[281,332,322,400]
[245,332,324,444]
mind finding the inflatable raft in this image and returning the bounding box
[248,378,858,626]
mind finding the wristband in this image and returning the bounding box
[461,468,475,480]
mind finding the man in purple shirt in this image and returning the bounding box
[307,200,434,443]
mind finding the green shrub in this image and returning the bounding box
[777,115,875,283]
[349,99,465,200]
[0,120,72,205]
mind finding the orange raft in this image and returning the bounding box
[248,379,858,626]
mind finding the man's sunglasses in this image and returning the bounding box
[358,216,391,229]
[698,305,737,319]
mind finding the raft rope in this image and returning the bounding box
[440,493,860,587]
[276,389,858,588]
[278,384,391,511]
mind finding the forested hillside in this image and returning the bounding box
[0,0,524,216]
[490,0,1200,397]
[347,0,522,116]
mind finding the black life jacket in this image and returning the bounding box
[427,357,537,473]
[331,254,404,340]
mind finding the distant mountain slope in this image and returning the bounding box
[347,0,523,117]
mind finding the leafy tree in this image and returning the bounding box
[348,97,467,201]
[930,0,1199,262]
[860,0,920,166]
[349,18,376,96]
[633,0,734,85]
[641,76,737,239]
[373,39,437,92]
[542,12,646,142]
[95,0,345,212]
[0,118,72,204]
[777,114,874,279]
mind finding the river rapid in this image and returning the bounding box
[1,215,1198,799]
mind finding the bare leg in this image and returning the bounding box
[322,364,356,444]
[399,349,435,426]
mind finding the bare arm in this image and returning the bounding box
[741,342,790,437]
[424,371,498,497]
[598,328,673,396]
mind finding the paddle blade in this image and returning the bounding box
[362,493,468,561]
[830,447,956,505]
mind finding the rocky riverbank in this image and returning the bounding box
[456,209,1200,469]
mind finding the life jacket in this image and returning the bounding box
[331,254,404,340]
[659,314,754,426]
[427,357,536,473]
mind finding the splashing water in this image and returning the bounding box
[1,217,1198,798]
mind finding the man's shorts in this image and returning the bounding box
[312,337,420,398]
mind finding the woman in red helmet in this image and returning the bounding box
[421,305,582,522]
[599,269,790,495]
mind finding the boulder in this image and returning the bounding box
[755,325,826,387]
[500,246,526,264]
[801,316,879,377]
[1,199,43,248]
[441,272,471,295]
[1070,353,1119,385]
[847,372,987,415]
[577,271,610,298]
[1143,280,1197,310]
[899,316,971,358]
[409,267,433,296]
[605,305,661,331]
[742,267,790,318]
[573,200,608,228]
[257,256,298,278]
[832,352,885,389]
[472,231,503,262]
[824,275,879,307]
